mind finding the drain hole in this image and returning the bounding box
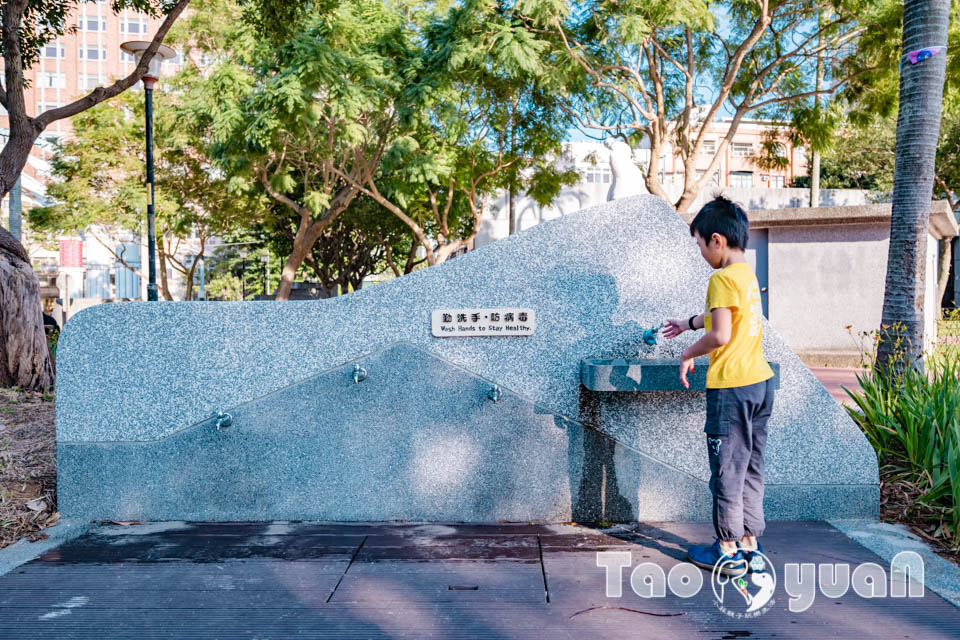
[448,585,479,590]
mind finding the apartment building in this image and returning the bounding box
[2,3,182,171]
[0,3,188,308]
[650,119,807,190]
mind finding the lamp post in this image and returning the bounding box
[120,41,176,302]
[239,248,248,300]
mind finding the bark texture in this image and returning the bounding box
[877,0,952,373]
[0,228,54,390]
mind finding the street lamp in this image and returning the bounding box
[238,248,248,300]
[120,40,176,302]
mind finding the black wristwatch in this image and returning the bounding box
[688,315,697,331]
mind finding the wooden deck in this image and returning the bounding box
[0,520,957,638]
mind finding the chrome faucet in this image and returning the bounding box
[353,363,367,383]
[215,411,233,432]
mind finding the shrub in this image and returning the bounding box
[844,321,960,548]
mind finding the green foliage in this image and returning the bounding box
[845,323,960,547]
[46,328,59,360]
[813,1,960,206]
[546,0,862,210]
[838,0,960,125]
[204,272,244,301]
[818,117,897,193]
[189,0,578,275]
[29,73,260,299]
[29,93,149,235]
[935,106,960,209]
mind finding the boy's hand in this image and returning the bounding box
[679,355,695,389]
[662,318,686,339]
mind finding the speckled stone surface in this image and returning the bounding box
[56,194,878,521]
[580,357,780,390]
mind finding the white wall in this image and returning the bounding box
[767,222,940,357]
[925,233,939,355]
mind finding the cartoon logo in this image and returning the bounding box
[711,550,777,618]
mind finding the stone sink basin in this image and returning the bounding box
[580,357,781,392]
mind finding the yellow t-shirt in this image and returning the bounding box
[703,262,775,389]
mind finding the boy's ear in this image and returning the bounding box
[711,232,724,247]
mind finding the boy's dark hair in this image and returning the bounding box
[689,195,750,249]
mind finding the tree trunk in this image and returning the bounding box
[810,150,821,207]
[937,237,952,306]
[0,134,54,390]
[275,236,312,301]
[810,11,825,208]
[157,249,173,301]
[876,0,952,374]
[0,228,55,390]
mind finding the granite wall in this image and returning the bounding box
[56,194,879,522]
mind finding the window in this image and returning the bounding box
[81,17,107,31]
[730,171,754,188]
[700,140,716,156]
[769,175,784,188]
[732,142,753,158]
[36,102,63,116]
[584,167,611,184]
[43,43,66,58]
[120,50,136,63]
[79,74,107,90]
[120,18,148,34]
[697,170,720,186]
[168,50,182,66]
[79,45,108,61]
[37,72,66,88]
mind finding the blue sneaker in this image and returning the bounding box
[687,539,747,577]
[739,540,767,573]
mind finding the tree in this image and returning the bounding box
[813,116,897,193]
[198,0,416,300]
[525,0,870,213]
[879,0,952,371]
[29,89,249,301]
[263,195,403,296]
[0,0,191,389]
[832,0,954,370]
[326,0,579,264]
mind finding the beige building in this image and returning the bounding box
[643,119,808,191]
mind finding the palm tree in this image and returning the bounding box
[877,0,952,374]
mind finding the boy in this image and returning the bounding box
[662,195,775,577]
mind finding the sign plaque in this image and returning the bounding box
[432,308,535,337]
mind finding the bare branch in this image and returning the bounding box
[33,0,191,129]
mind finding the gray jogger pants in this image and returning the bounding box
[704,377,775,541]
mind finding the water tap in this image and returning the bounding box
[642,322,664,346]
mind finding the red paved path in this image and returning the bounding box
[808,366,867,407]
